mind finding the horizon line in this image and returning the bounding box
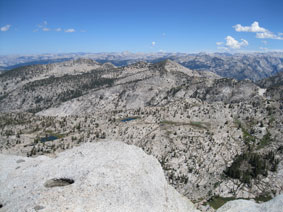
[1,50,283,57]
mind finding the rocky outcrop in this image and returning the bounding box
[0,141,199,212]
[216,194,283,212]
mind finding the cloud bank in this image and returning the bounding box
[256,31,283,40]
[233,21,266,33]
[234,21,283,40]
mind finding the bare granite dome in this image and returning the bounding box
[0,141,199,212]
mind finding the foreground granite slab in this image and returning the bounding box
[0,141,199,212]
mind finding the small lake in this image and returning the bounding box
[40,135,58,142]
[121,117,137,122]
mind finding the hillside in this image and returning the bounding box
[0,58,282,211]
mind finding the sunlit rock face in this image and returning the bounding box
[0,141,199,212]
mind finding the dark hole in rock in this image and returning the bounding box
[16,159,25,163]
[34,205,45,211]
[0,203,3,208]
[44,178,74,188]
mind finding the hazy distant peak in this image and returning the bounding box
[70,58,100,65]
[156,59,175,65]
[155,59,199,77]
[101,62,117,69]
[127,61,150,69]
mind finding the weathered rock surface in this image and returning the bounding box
[216,194,283,212]
[0,141,199,212]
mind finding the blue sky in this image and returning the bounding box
[0,0,282,54]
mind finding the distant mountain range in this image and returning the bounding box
[1,52,283,81]
[0,58,268,114]
[1,57,282,114]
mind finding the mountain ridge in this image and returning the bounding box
[0,57,282,211]
[1,52,283,81]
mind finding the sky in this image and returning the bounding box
[0,0,282,55]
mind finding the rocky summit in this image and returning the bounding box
[0,141,199,212]
[0,58,282,211]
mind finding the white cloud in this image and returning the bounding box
[233,21,267,32]
[1,25,11,32]
[225,36,248,49]
[216,42,223,46]
[256,31,283,40]
[152,41,156,46]
[65,28,75,33]
[234,21,283,40]
[162,33,166,37]
[34,21,76,33]
[261,40,267,45]
[42,27,50,31]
